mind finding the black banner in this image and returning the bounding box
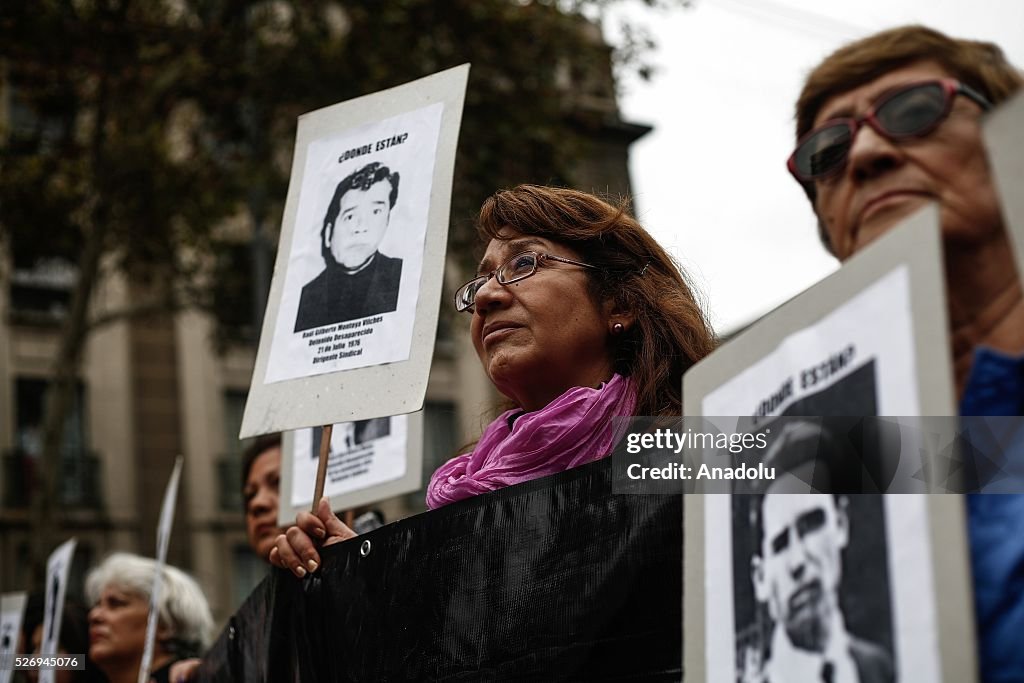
[197,458,683,681]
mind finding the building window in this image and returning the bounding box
[7,257,77,326]
[3,378,99,509]
[423,401,458,476]
[14,378,86,457]
[210,240,275,348]
[402,401,458,512]
[5,78,69,154]
[217,390,250,512]
[434,301,455,356]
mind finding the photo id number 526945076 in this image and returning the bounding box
[5,655,85,670]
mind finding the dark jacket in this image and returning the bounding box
[293,253,402,332]
[849,634,895,683]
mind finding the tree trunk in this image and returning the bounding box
[28,66,111,586]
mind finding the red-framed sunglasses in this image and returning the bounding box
[787,78,992,182]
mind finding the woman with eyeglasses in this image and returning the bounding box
[788,26,1023,682]
[270,184,716,574]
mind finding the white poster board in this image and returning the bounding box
[685,205,954,421]
[0,592,28,683]
[279,412,423,526]
[983,91,1024,293]
[39,538,76,683]
[241,64,469,437]
[682,209,974,682]
[139,456,183,683]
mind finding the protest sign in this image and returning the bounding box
[39,539,76,683]
[241,65,468,437]
[983,91,1024,293]
[278,412,423,526]
[682,209,974,682]
[0,592,28,683]
[138,456,183,683]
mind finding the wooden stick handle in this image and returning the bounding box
[312,424,333,513]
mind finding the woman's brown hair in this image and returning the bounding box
[797,25,1022,143]
[476,184,717,416]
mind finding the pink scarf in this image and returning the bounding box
[426,374,637,509]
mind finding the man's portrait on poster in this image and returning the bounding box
[730,414,896,683]
[262,100,440,385]
[739,492,896,683]
[294,161,404,332]
[729,359,897,683]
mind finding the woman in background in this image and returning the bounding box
[241,433,285,562]
[86,553,213,683]
[22,597,103,683]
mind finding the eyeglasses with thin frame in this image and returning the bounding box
[454,250,597,313]
[787,78,992,183]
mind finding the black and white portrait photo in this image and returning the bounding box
[692,348,949,681]
[693,431,958,683]
[732,492,896,683]
[294,162,404,332]
[289,415,410,511]
[310,417,392,457]
[265,101,444,384]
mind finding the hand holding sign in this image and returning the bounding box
[270,497,357,578]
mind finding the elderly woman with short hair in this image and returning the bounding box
[86,553,213,683]
[272,183,716,571]
[788,25,1023,682]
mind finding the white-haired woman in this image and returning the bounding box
[86,553,213,683]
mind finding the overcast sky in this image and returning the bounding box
[605,0,1024,333]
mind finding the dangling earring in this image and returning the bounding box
[612,322,625,335]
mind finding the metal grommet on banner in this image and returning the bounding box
[360,539,372,557]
